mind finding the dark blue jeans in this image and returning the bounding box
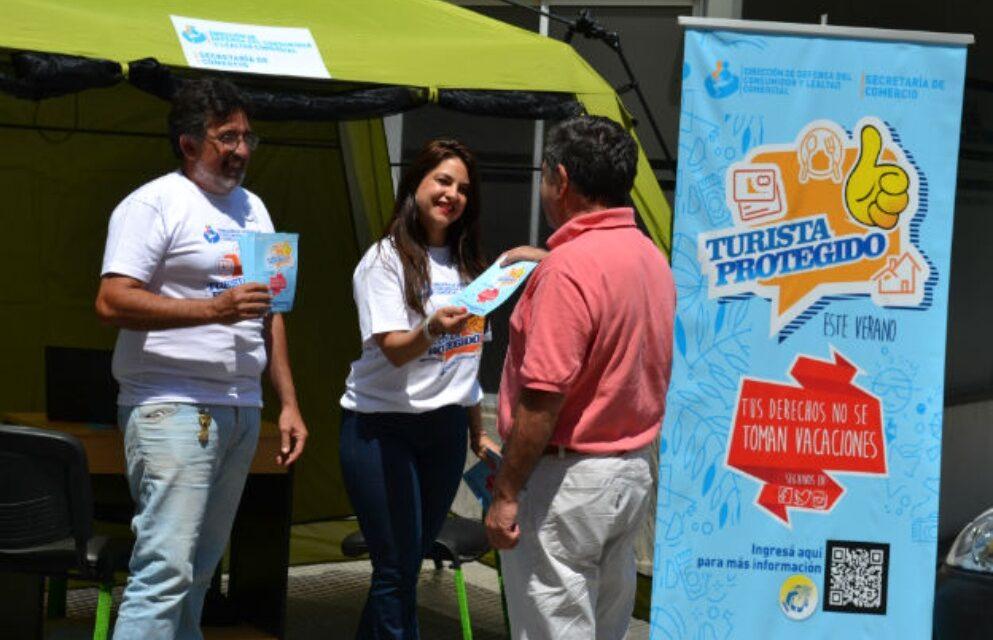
[340,405,469,640]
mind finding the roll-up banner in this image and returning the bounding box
[651,18,972,639]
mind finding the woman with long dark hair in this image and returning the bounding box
[339,139,501,638]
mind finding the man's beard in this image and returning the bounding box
[190,161,245,194]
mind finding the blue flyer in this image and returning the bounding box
[451,258,537,316]
[463,449,502,510]
[237,232,300,313]
[650,21,969,639]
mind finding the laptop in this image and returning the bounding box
[44,346,118,425]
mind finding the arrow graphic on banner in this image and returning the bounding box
[726,350,886,525]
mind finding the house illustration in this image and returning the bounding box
[873,252,922,295]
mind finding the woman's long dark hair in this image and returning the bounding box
[381,139,485,317]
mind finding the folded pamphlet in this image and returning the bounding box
[451,257,538,316]
[463,448,502,510]
[238,232,300,313]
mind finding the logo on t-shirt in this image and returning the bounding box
[431,283,463,296]
[218,253,243,276]
[428,315,485,366]
[208,230,251,295]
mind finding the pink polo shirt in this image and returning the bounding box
[497,207,675,453]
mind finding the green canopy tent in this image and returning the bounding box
[0,0,672,540]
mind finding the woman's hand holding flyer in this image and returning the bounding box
[451,255,539,317]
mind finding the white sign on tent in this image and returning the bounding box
[170,15,331,79]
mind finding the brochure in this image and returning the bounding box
[463,448,502,510]
[451,257,538,316]
[237,232,299,313]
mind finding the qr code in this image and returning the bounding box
[823,540,889,615]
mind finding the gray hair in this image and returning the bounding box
[542,115,638,207]
[167,78,248,158]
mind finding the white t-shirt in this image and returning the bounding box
[101,171,275,407]
[340,239,486,413]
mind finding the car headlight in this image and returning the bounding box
[947,507,993,573]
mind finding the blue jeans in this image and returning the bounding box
[340,406,469,640]
[112,403,260,640]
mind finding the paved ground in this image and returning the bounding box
[50,560,649,639]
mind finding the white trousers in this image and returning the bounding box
[500,447,653,640]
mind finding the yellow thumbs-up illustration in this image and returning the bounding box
[844,124,911,229]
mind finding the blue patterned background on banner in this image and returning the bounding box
[650,26,967,639]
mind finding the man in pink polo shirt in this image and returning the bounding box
[486,116,675,639]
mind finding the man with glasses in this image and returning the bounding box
[95,77,307,638]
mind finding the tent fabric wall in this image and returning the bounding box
[338,118,396,245]
[0,83,361,520]
[246,119,362,520]
[0,0,673,249]
[0,87,175,412]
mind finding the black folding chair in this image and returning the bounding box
[0,424,132,640]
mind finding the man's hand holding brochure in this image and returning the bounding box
[238,232,300,313]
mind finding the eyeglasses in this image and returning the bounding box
[208,131,260,151]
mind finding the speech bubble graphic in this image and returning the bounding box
[701,118,927,336]
[726,349,887,526]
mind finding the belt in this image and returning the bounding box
[541,444,625,458]
[542,444,578,457]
